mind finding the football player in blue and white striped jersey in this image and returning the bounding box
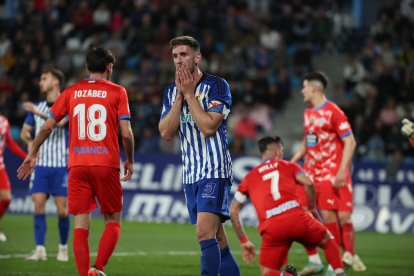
[20,68,70,262]
[159,36,240,276]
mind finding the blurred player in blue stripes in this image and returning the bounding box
[159,36,240,276]
[20,68,70,262]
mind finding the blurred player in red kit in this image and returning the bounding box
[230,136,345,276]
[0,115,27,241]
[291,71,366,274]
[18,47,134,276]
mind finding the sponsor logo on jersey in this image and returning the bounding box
[74,146,108,155]
[180,112,194,122]
[306,133,318,147]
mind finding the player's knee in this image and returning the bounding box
[57,210,67,218]
[338,212,351,225]
[196,228,216,242]
[319,231,334,247]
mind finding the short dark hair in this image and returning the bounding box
[303,71,329,90]
[258,136,283,154]
[42,68,65,87]
[86,47,115,73]
[169,36,200,52]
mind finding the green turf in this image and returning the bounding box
[0,214,413,275]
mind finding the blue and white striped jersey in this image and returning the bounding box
[24,101,68,167]
[161,73,233,184]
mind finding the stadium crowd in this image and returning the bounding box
[0,0,413,161]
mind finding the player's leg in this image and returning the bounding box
[55,196,69,261]
[298,211,345,276]
[317,181,342,247]
[0,170,12,242]
[0,189,11,242]
[338,211,366,271]
[52,167,70,261]
[338,183,366,271]
[68,166,98,276]
[197,212,221,276]
[296,185,323,275]
[260,243,294,276]
[27,192,48,261]
[195,178,238,276]
[26,167,50,261]
[216,223,240,276]
[90,167,122,274]
[74,213,92,276]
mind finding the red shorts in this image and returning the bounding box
[296,181,339,211]
[68,166,122,215]
[260,208,327,270]
[338,182,353,212]
[0,169,11,190]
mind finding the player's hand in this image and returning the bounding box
[241,241,256,264]
[401,118,414,138]
[333,169,346,188]
[177,66,196,100]
[17,156,36,180]
[22,102,37,113]
[121,160,133,181]
[175,68,182,95]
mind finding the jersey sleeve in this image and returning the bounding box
[117,87,131,120]
[49,89,69,122]
[332,105,352,138]
[5,124,27,159]
[24,111,35,126]
[210,78,232,107]
[160,84,173,119]
[290,162,305,176]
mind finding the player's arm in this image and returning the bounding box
[296,172,317,212]
[120,119,134,181]
[5,128,27,160]
[20,123,34,151]
[159,93,183,141]
[290,139,306,163]
[335,133,356,188]
[22,102,49,120]
[185,94,224,137]
[178,67,225,137]
[56,116,68,128]
[230,192,256,265]
[17,117,57,180]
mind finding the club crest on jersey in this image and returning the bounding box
[197,92,205,103]
[202,183,216,199]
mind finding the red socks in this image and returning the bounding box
[73,228,90,276]
[341,223,355,254]
[0,199,11,219]
[94,222,121,271]
[322,237,343,270]
[325,222,342,247]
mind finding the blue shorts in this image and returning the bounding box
[29,166,68,196]
[183,178,232,224]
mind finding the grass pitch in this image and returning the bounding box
[0,214,413,275]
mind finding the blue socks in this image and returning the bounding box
[220,246,240,276]
[200,238,220,276]
[58,216,70,245]
[34,214,47,245]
